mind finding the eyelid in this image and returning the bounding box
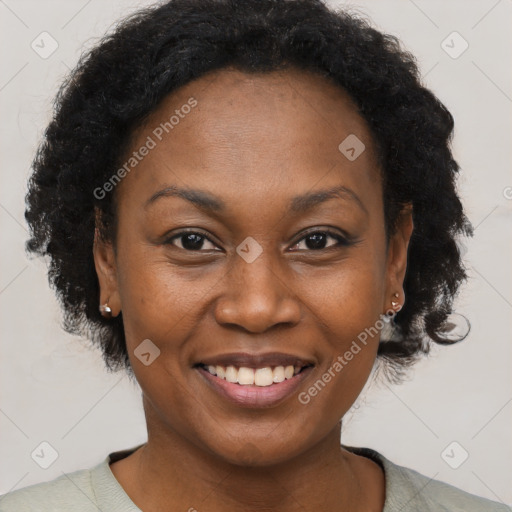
[164,229,221,250]
[291,226,351,244]
[164,226,353,252]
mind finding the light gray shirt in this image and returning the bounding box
[1,444,509,511]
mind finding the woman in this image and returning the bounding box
[1,0,508,510]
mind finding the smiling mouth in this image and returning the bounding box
[195,363,313,387]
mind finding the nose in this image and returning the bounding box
[214,251,302,334]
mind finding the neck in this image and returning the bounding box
[112,402,384,512]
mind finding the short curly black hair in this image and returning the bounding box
[25,0,473,382]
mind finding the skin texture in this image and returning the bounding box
[94,67,413,512]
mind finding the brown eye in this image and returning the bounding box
[166,231,219,251]
[290,230,350,251]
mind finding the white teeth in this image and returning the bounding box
[254,367,273,386]
[238,367,255,385]
[273,366,285,383]
[215,365,225,379]
[203,363,305,386]
[225,365,238,383]
[284,365,294,379]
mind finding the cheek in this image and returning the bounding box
[301,248,386,341]
[294,253,385,409]
[297,302,381,429]
[115,242,219,348]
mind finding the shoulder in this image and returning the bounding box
[388,460,510,512]
[0,446,143,512]
[344,445,511,512]
[0,466,96,512]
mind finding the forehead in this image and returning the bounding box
[116,66,381,213]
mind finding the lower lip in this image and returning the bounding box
[196,366,314,408]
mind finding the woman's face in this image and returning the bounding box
[95,67,412,465]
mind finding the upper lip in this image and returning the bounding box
[195,352,315,369]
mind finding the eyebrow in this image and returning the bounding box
[144,184,368,216]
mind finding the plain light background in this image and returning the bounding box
[1,0,511,505]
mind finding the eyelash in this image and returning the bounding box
[164,229,352,252]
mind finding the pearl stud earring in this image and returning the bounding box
[391,292,402,312]
[99,303,112,316]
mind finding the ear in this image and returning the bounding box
[93,223,121,317]
[383,203,414,311]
